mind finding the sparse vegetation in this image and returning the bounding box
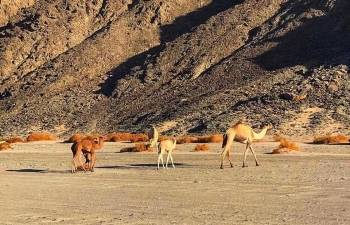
[106,132,149,143]
[65,133,85,143]
[0,142,12,151]
[177,136,199,144]
[272,137,300,154]
[6,136,25,143]
[177,134,223,144]
[120,143,152,153]
[193,144,209,152]
[26,132,58,142]
[313,134,349,144]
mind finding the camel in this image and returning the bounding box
[157,138,176,169]
[71,136,105,173]
[220,122,271,169]
[148,126,159,148]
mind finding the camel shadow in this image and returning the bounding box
[96,163,193,170]
[6,169,47,173]
[6,168,72,174]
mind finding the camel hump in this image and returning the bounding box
[231,120,244,128]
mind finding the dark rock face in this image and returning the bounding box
[0,0,349,137]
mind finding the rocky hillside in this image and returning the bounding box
[0,0,349,137]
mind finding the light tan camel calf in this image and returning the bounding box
[221,122,271,169]
[157,138,176,169]
[148,126,159,148]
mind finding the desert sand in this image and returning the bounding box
[0,140,349,225]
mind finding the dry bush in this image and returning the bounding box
[6,136,25,143]
[120,143,152,153]
[176,134,223,144]
[197,134,223,143]
[208,134,223,143]
[177,136,198,144]
[159,136,172,142]
[26,132,58,142]
[105,132,149,142]
[273,135,285,142]
[193,144,209,152]
[65,133,84,143]
[0,142,12,151]
[272,138,300,154]
[129,133,149,142]
[313,134,349,144]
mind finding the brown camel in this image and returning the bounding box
[71,136,105,173]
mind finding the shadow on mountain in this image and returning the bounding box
[97,0,243,96]
[161,0,243,42]
[254,1,350,70]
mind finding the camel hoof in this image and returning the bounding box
[220,166,224,169]
[242,164,248,168]
[256,163,260,166]
[230,165,233,168]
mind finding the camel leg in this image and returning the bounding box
[249,146,260,166]
[157,153,162,170]
[91,153,96,172]
[166,152,170,169]
[170,153,175,168]
[160,154,165,168]
[242,143,250,168]
[78,154,87,172]
[71,159,76,173]
[226,150,233,168]
[220,147,229,169]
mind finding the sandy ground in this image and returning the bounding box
[0,140,349,225]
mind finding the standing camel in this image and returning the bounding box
[71,136,105,173]
[157,138,176,169]
[220,122,271,169]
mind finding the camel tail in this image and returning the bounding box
[222,134,228,148]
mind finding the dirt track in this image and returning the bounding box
[0,141,349,225]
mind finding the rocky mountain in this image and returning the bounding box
[0,0,349,137]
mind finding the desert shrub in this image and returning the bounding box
[159,136,172,142]
[65,133,84,143]
[0,142,12,151]
[193,144,209,152]
[129,133,149,142]
[105,132,149,142]
[313,134,349,144]
[273,135,285,142]
[208,134,223,143]
[26,132,58,142]
[6,136,25,143]
[272,138,300,154]
[120,143,152,153]
[197,134,223,143]
[177,136,198,144]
